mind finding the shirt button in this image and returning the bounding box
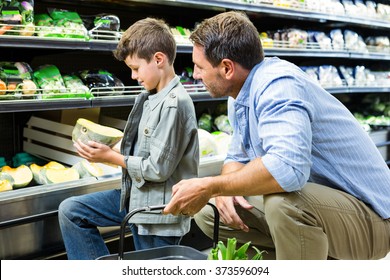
[135,177,141,183]
[144,128,149,135]
[170,92,176,98]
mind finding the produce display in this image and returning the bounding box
[34,8,87,39]
[211,131,232,155]
[302,64,390,88]
[72,159,104,178]
[41,166,79,184]
[79,69,125,95]
[0,164,33,189]
[33,64,67,96]
[0,172,14,192]
[82,13,121,40]
[0,61,37,98]
[198,128,219,158]
[0,0,35,36]
[72,118,124,147]
[0,157,109,192]
[30,161,65,185]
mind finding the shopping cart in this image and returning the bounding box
[97,202,219,260]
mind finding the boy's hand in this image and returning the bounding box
[73,139,112,163]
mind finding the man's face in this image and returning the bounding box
[192,44,229,99]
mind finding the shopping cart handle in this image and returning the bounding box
[118,202,219,260]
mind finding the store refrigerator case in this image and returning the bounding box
[0,114,225,259]
[0,175,120,259]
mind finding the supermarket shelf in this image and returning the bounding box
[2,35,389,61]
[116,0,390,29]
[1,84,389,113]
[0,34,90,50]
[0,98,91,113]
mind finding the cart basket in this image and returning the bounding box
[97,202,219,260]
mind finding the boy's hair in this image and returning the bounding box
[113,17,176,64]
[189,11,264,70]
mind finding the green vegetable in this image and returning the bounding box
[208,237,265,260]
[198,113,213,132]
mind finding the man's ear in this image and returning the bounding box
[220,59,234,80]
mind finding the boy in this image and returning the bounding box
[58,18,199,260]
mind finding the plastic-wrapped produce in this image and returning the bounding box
[344,30,368,53]
[81,14,120,40]
[214,115,233,135]
[0,0,35,36]
[79,69,124,95]
[339,66,355,86]
[353,66,367,86]
[330,29,344,50]
[365,36,390,53]
[308,0,345,15]
[301,66,319,83]
[308,31,332,50]
[33,64,67,96]
[318,65,343,87]
[35,8,88,39]
[259,32,274,48]
[365,1,378,18]
[63,75,90,94]
[0,62,36,96]
[342,0,359,16]
[48,8,87,39]
[353,0,368,17]
[198,129,218,158]
[211,131,232,155]
[377,3,390,21]
[287,29,308,49]
[198,113,213,132]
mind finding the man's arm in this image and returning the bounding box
[164,157,284,216]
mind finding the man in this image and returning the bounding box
[163,11,390,260]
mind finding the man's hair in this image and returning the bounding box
[189,11,264,70]
[113,17,176,64]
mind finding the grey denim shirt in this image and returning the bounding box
[119,76,199,230]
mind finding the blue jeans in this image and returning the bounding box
[58,189,180,260]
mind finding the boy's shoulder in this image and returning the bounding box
[163,84,191,107]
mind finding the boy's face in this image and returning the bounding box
[124,55,159,92]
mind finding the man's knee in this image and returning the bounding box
[263,192,305,228]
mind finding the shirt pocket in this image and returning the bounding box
[145,181,168,206]
[138,125,155,157]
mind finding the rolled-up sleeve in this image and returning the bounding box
[257,78,314,192]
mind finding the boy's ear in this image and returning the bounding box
[154,52,165,65]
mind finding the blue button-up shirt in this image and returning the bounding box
[226,57,390,219]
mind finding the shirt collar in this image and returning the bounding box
[235,61,264,107]
[147,75,180,110]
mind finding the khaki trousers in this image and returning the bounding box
[194,183,390,260]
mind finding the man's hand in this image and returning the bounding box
[215,196,253,232]
[163,177,213,216]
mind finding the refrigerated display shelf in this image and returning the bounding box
[102,0,390,28]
